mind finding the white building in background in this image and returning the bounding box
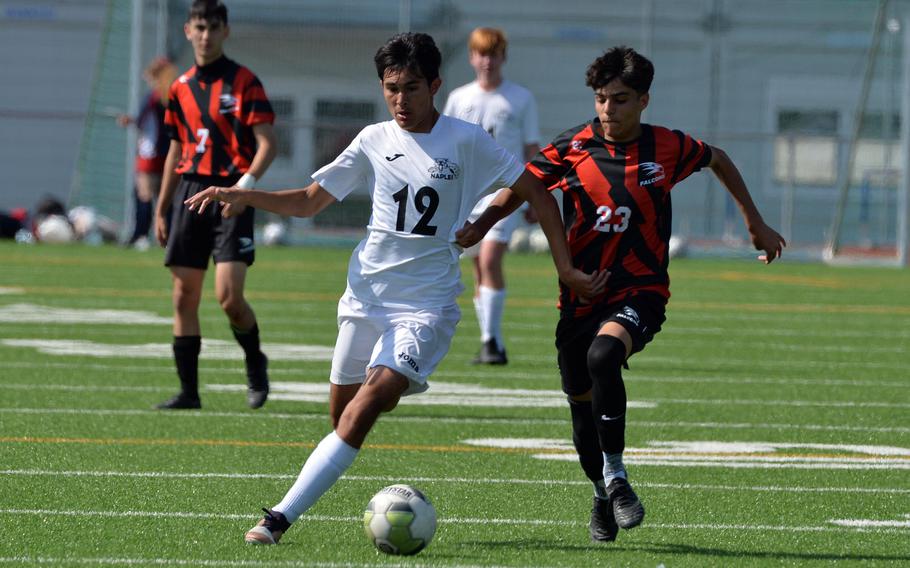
[2,0,906,252]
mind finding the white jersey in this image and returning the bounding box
[312,114,525,309]
[443,79,540,161]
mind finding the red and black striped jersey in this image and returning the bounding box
[165,56,274,177]
[527,120,711,318]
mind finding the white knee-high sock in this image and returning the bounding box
[273,431,358,523]
[473,295,486,340]
[478,285,506,347]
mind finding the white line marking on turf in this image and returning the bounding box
[467,439,910,470]
[6,359,908,390]
[0,557,523,568]
[829,515,910,528]
[2,468,908,495]
[2,406,906,434]
[0,287,24,295]
[0,509,905,534]
[2,339,334,361]
[0,303,171,324]
[207,381,654,409]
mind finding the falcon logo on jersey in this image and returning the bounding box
[429,158,461,180]
[639,162,666,186]
[571,140,584,151]
[218,94,239,114]
[238,237,255,254]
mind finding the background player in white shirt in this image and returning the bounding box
[185,32,607,545]
[443,27,540,365]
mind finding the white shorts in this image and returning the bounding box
[462,190,524,258]
[330,291,461,396]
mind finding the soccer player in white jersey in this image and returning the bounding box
[443,27,540,365]
[184,32,607,545]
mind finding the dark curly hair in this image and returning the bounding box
[188,0,227,25]
[374,32,442,85]
[585,46,654,94]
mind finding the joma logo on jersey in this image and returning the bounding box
[398,352,419,373]
[639,162,666,186]
[429,158,461,180]
[218,94,239,114]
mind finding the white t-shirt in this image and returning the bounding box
[312,114,525,309]
[443,79,540,161]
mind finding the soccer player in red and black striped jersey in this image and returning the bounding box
[153,0,277,411]
[469,46,785,542]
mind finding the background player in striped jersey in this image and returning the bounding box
[469,45,786,542]
[184,32,607,545]
[443,27,541,365]
[154,0,277,410]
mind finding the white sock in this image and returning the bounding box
[473,295,486,341]
[603,452,627,484]
[478,285,506,348]
[273,431,358,523]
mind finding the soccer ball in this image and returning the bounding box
[363,484,436,555]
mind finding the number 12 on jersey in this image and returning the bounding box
[393,185,439,236]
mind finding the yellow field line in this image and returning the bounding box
[1,436,907,460]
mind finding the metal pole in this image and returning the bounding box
[398,0,411,33]
[156,0,168,56]
[123,0,144,240]
[781,135,796,243]
[825,0,888,258]
[898,17,910,265]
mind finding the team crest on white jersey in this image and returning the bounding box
[429,158,461,180]
[639,162,666,186]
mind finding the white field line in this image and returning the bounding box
[2,407,907,434]
[3,380,906,409]
[0,508,906,535]
[534,453,910,470]
[2,468,909,495]
[6,354,910,379]
[0,557,507,568]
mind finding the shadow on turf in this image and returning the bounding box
[459,539,909,563]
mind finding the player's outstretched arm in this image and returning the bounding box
[708,145,787,264]
[509,170,608,298]
[455,188,525,249]
[185,181,337,219]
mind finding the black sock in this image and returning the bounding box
[232,323,264,364]
[568,397,606,484]
[588,335,628,455]
[131,197,152,242]
[173,335,201,398]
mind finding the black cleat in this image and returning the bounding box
[246,353,269,409]
[245,508,291,545]
[155,392,201,410]
[589,496,619,542]
[606,477,645,529]
[471,338,508,365]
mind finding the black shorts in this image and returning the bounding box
[555,292,666,397]
[164,175,255,269]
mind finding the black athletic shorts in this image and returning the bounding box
[555,292,667,396]
[164,175,255,269]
